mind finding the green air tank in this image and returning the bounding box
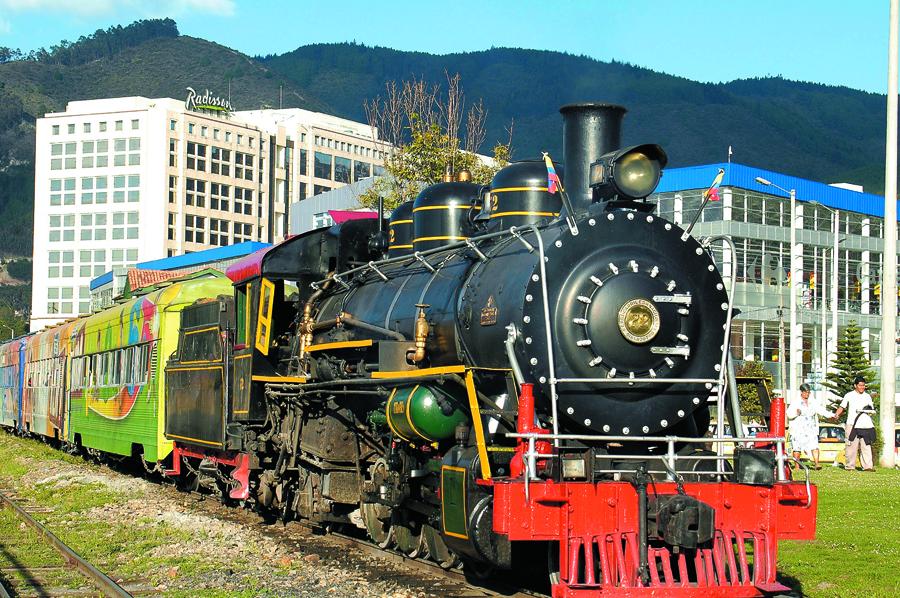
[386,385,468,443]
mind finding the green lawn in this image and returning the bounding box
[778,466,900,597]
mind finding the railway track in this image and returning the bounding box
[179,486,545,598]
[0,488,146,598]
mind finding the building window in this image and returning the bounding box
[334,156,351,184]
[211,147,231,176]
[170,119,177,131]
[187,142,207,171]
[168,213,176,241]
[99,121,107,132]
[112,174,140,203]
[201,126,208,138]
[210,183,230,211]
[52,125,60,135]
[233,222,253,243]
[237,134,243,145]
[225,131,231,142]
[235,152,253,180]
[168,175,177,204]
[83,122,91,134]
[209,218,230,246]
[67,123,75,134]
[314,184,331,195]
[186,178,207,208]
[188,123,195,134]
[115,120,123,131]
[169,139,177,167]
[131,119,139,130]
[314,152,332,180]
[299,149,308,176]
[184,214,205,244]
[354,161,371,182]
[234,187,253,215]
[298,182,307,200]
[213,129,220,140]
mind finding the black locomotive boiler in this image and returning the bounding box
[163,102,817,596]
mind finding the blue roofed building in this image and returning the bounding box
[649,162,893,401]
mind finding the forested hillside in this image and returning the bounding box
[263,43,887,193]
[0,21,891,260]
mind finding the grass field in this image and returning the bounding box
[778,465,900,597]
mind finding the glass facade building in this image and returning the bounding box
[649,163,894,399]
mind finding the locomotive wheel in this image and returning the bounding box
[361,501,394,548]
[422,524,459,569]
[393,520,426,557]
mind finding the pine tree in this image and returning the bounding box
[823,321,878,399]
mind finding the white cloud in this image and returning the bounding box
[0,0,116,15]
[0,0,236,17]
[175,0,235,17]
[0,16,10,33]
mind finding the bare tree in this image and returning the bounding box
[464,99,487,156]
[360,74,514,210]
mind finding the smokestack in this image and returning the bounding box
[560,103,627,210]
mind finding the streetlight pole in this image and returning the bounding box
[810,201,843,384]
[757,177,798,399]
[880,0,898,468]
[2,324,14,340]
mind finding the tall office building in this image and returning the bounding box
[31,95,387,331]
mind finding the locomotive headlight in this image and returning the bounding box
[589,144,668,200]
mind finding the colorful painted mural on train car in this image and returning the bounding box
[0,338,24,429]
[22,319,79,440]
[67,273,233,462]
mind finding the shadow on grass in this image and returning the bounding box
[0,543,51,597]
[777,570,806,597]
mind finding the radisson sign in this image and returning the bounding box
[185,87,233,114]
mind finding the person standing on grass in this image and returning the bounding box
[788,383,834,469]
[833,376,877,471]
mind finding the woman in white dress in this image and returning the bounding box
[788,383,834,469]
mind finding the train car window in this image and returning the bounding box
[134,344,148,384]
[236,285,248,347]
[255,279,275,355]
[123,348,133,385]
[112,350,122,385]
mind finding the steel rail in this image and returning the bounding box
[0,489,132,598]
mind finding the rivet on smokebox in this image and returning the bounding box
[607,498,616,507]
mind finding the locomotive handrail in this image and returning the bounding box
[507,432,785,444]
[510,430,788,483]
[553,377,719,384]
[705,235,742,475]
[311,224,545,288]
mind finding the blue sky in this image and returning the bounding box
[0,0,891,94]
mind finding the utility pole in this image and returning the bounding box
[880,0,898,468]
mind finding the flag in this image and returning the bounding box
[543,152,561,194]
[786,271,792,286]
[708,187,720,202]
[809,273,815,290]
[703,168,725,201]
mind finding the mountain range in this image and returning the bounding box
[0,19,890,258]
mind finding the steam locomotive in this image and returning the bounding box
[1,103,817,596]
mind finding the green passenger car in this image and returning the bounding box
[67,272,233,462]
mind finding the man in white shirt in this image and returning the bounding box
[833,376,876,471]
